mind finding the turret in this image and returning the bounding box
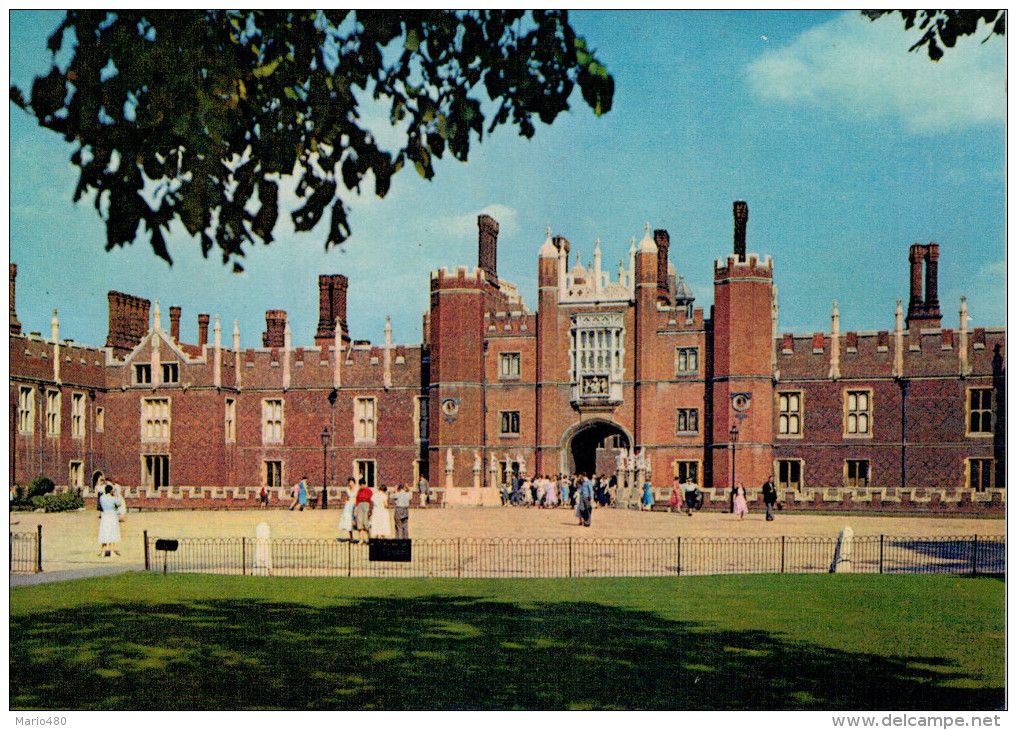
[712,201,774,490]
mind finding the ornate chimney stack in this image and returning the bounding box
[9,263,21,335]
[924,243,941,319]
[653,229,671,304]
[105,290,151,358]
[315,274,350,347]
[263,310,286,348]
[197,314,210,348]
[908,243,925,321]
[906,243,942,330]
[733,201,748,262]
[169,306,181,342]
[478,214,499,286]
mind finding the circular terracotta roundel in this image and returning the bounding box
[732,394,750,412]
[440,398,459,417]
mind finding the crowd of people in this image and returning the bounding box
[498,473,626,511]
[336,478,414,543]
[86,468,780,555]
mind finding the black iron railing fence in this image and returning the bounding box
[142,533,1005,578]
[10,526,42,574]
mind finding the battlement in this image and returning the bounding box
[714,253,773,279]
[430,266,490,291]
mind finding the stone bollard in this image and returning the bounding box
[830,525,854,573]
[253,522,272,576]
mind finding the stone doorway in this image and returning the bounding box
[564,420,630,477]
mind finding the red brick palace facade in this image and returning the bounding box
[9,202,1005,512]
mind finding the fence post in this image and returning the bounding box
[780,535,786,574]
[242,538,247,577]
[144,530,150,571]
[676,536,681,576]
[879,534,884,574]
[457,538,462,579]
[347,538,352,578]
[971,535,978,576]
[36,524,42,573]
[568,537,573,578]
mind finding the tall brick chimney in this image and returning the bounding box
[733,201,748,262]
[906,243,942,330]
[478,214,499,286]
[924,242,940,317]
[263,310,286,348]
[908,243,925,316]
[169,306,181,342]
[10,263,21,335]
[197,313,210,348]
[314,274,350,347]
[654,229,670,303]
[106,290,151,358]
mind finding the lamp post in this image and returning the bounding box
[327,388,338,492]
[320,427,331,509]
[729,422,739,511]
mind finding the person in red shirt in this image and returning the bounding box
[354,480,373,544]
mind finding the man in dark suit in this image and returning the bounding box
[762,475,778,521]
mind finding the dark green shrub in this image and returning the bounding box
[27,476,55,500]
[31,491,85,513]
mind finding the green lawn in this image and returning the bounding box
[9,573,1003,710]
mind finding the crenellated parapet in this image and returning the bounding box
[430,266,492,292]
[714,253,773,281]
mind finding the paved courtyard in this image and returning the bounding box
[9,503,1004,574]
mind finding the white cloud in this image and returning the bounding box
[431,204,520,240]
[746,11,1005,133]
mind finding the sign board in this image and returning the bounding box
[368,539,412,562]
[154,539,179,551]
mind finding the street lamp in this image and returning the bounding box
[327,388,338,493]
[320,427,331,510]
[729,422,739,511]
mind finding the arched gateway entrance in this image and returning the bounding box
[560,420,631,477]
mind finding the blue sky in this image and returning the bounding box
[8,10,1006,349]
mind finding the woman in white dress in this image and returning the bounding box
[337,479,357,541]
[369,485,393,539]
[97,484,122,557]
[112,482,127,521]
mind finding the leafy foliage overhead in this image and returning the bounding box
[862,10,1005,61]
[11,11,614,271]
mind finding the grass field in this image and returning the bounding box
[9,573,1003,711]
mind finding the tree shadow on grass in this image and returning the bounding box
[10,594,1002,711]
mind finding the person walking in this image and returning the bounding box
[369,485,393,539]
[762,475,778,521]
[668,478,683,513]
[732,482,749,521]
[338,478,358,541]
[641,480,654,511]
[290,476,309,511]
[577,473,594,527]
[354,480,373,543]
[684,478,699,516]
[393,483,412,539]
